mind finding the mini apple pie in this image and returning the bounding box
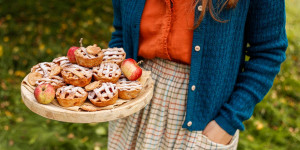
[88,82,118,107]
[31,62,60,77]
[75,44,104,68]
[36,76,66,89]
[92,63,121,83]
[52,56,72,68]
[102,47,126,66]
[61,64,92,87]
[56,85,88,107]
[117,80,142,99]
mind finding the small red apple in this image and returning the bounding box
[121,58,143,81]
[34,83,55,104]
[67,46,79,63]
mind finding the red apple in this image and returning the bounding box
[67,46,79,63]
[34,83,55,104]
[121,58,143,81]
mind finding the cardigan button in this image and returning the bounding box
[195,46,200,51]
[191,85,196,91]
[198,5,203,11]
[187,121,192,127]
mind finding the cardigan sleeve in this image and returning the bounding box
[215,0,288,135]
[108,0,123,48]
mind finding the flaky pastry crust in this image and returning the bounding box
[92,62,121,83]
[117,80,142,99]
[88,82,118,107]
[56,85,88,107]
[75,46,104,68]
[61,64,92,87]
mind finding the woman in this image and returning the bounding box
[108,0,288,149]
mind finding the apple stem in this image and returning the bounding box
[137,60,144,65]
[79,38,83,47]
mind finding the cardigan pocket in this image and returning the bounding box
[195,130,239,150]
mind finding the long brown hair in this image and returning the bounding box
[193,0,239,29]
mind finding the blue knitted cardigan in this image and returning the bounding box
[109,0,288,135]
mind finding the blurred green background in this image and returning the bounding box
[0,0,299,150]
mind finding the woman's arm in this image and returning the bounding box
[109,0,123,48]
[214,0,288,136]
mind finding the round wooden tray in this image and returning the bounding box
[21,72,154,123]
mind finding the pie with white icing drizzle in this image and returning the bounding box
[27,41,147,109]
[75,44,104,68]
[56,85,88,107]
[31,62,58,78]
[102,47,126,66]
[36,76,66,89]
[52,56,72,68]
[88,82,118,107]
[61,64,92,87]
[92,62,121,83]
[117,80,142,100]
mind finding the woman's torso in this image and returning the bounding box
[138,0,195,65]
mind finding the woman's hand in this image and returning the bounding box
[202,120,233,145]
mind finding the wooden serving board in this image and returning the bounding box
[21,71,154,123]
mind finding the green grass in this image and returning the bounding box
[0,0,299,149]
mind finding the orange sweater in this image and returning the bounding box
[138,0,195,65]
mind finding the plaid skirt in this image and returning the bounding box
[108,58,239,150]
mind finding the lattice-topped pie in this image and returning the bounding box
[75,44,104,68]
[52,56,72,68]
[31,62,59,78]
[88,82,118,107]
[102,47,126,66]
[61,64,92,87]
[26,39,147,109]
[92,63,121,83]
[117,80,142,99]
[56,85,88,107]
[36,76,66,89]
